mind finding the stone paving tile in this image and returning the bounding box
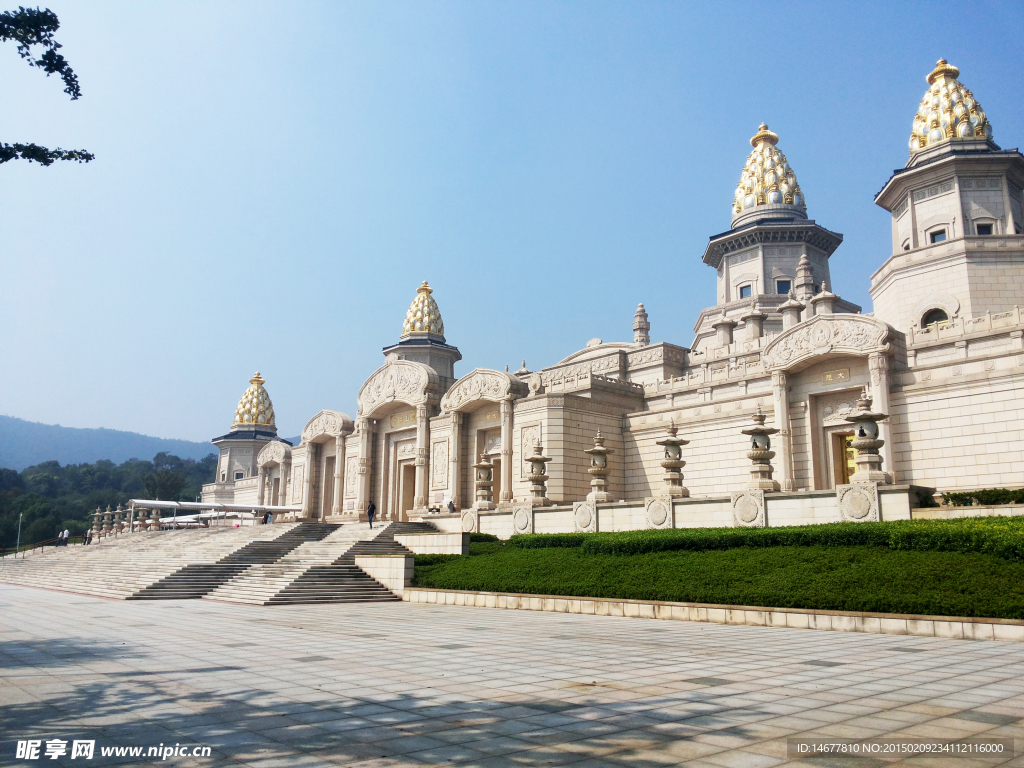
[3,584,1024,767]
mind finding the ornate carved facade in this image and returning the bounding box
[204,59,1024,532]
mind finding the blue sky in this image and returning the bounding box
[2,1,1022,443]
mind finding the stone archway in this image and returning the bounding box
[439,369,529,508]
[297,410,354,520]
[356,360,441,520]
[762,314,895,490]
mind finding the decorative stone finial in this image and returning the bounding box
[633,303,650,346]
[472,454,495,511]
[742,406,780,491]
[656,422,689,498]
[526,440,552,506]
[584,432,614,502]
[844,388,890,484]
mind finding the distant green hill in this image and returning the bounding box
[0,415,215,471]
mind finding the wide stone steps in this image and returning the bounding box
[267,521,439,605]
[0,524,300,599]
[132,522,340,600]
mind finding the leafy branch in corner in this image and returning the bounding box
[1,6,92,165]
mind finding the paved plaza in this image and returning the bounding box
[2,585,1024,767]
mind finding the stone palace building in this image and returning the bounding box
[202,59,1024,535]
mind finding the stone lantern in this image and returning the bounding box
[102,506,113,534]
[584,431,614,502]
[113,504,125,534]
[92,507,103,537]
[526,441,552,506]
[656,422,689,498]
[148,508,161,531]
[472,454,496,511]
[741,406,780,491]
[844,388,890,484]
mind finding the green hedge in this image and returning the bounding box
[413,545,1024,619]
[507,517,1024,561]
[469,532,500,542]
[941,488,1024,507]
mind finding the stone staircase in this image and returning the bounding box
[131,522,340,600]
[202,522,388,605]
[0,524,299,600]
[268,521,438,605]
[1,520,443,605]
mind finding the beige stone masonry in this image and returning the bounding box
[393,532,469,554]
[355,554,413,595]
[402,587,1024,642]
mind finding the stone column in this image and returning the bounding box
[450,412,463,510]
[279,462,289,507]
[869,353,895,482]
[301,443,315,519]
[356,417,372,515]
[499,398,513,503]
[257,467,266,506]
[332,434,344,517]
[414,406,429,511]
[772,372,794,491]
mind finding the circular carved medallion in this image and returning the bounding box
[843,489,871,519]
[735,496,760,523]
[647,500,668,527]
[574,504,592,529]
[513,507,530,532]
[462,512,476,532]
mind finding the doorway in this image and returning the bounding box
[831,432,857,486]
[399,463,415,522]
[490,457,501,504]
[322,456,336,519]
[272,477,280,506]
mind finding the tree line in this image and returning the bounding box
[0,453,216,549]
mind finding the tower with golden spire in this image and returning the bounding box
[873,58,1024,336]
[207,371,290,494]
[692,123,860,355]
[383,281,462,391]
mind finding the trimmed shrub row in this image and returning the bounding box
[941,488,1024,507]
[507,517,1024,561]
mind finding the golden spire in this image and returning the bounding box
[232,371,276,429]
[749,123,779,148]
[733,123,805,221]
[401,281,445,339]
[909,59,992,155]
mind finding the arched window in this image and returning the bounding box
[922,309,949,328]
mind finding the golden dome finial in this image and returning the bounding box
[232,371,276,430]
[750,123,779,148]
[733,124,805,222]
[401,280,445,340]
[926,58,960,85]
[909,59,992,155]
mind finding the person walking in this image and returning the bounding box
[63,528,70,547]
[367,501,376,530]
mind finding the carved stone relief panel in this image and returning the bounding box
[512,505,533,535]
[461,509,479,533]
[431,440,449,490]
[291,466,305,504]
[762,315,891,371]
[358,360,431,416]
[345,457,358,497]
[519,425,540,477]
[818,392,860,424]
[731,490,765,527]
[644,498,673,530]
[836,482,879,522]
[440,369,512,413]
[573,501,597,533]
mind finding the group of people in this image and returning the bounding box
[54,529,72,547]
[363,498,456,529]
